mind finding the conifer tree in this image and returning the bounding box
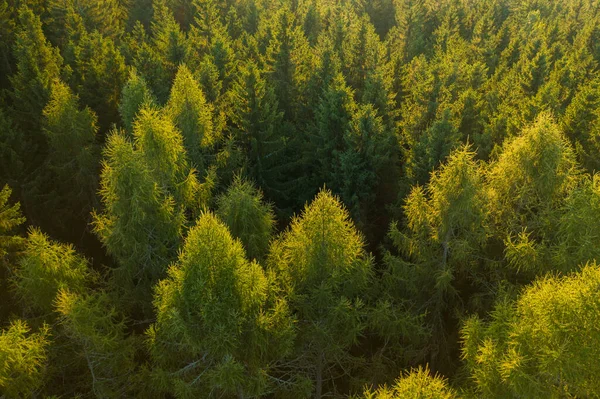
[15,228,92,315]
[55,289,137,397]
[151,0,189,85]
[93,131,185,315]
[66,30,127,131]
[230,61,289,202]
[306,73,356,194]
[9,6,62,141]
[119,68,157,133]
[488,113,579,273]
[166,64,215,171]
[148,212,294,397]
[359,366,457,399]
[386,145,488,369]
[33,80,99,232]
[268,190,372,399]
[216,175,275,261]
[0,320,50,398]
[133,106,199,211]
[335,103,394,227]
[0,185,26,321]
[462,263,600,397]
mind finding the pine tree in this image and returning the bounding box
[148,212,294,397]
[0,320,50,398]
[166,64,215,171]
[267,190,372,399]
[216,175,275,261]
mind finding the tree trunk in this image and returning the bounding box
[315,351,323,399]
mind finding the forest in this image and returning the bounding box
[1,0,600,397]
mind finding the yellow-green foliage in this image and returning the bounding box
[216,175,275,261]
[16,228,91,314]
[361,366,457,399]
[148,212,293,397]
[167,63,215,169]
[462,263,600,397]
[0,320,49,398]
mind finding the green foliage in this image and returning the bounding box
[9,6,63,133]
[0,185,25,260]
[230,60,290,203]
[55,289,137,397]
[166,64,215,170]
[132,106,199,210]
[360,366,457,399]
[148,212,294,397]
[268,190,372,398]
[0,320,49,398]
[386,145,487,369]
[93,130,185,314]
[216,176,275,261]
[34,79,99,230]
[15,228,92,315]
[119,68,157,133]
[462,263,600,397]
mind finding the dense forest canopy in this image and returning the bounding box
[1,0,600,397]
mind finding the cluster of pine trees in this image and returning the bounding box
[1,0,600,397]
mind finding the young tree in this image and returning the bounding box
[15,228,92,315]
[268,190,373,399]
[216,175,275,261]
[9,6,63,134]
[166,64,215,171]
[359,366,457,399]
[386,145,488,370]
[93,131,185,315]
[462,263,600,397]
[32,80,99,234]
[55,289,137,397]
[148,212,294,398]
[0,320,50,398]
[119,68,158,133]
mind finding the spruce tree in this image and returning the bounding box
[230,60,289,203]
[9,5,62,146]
